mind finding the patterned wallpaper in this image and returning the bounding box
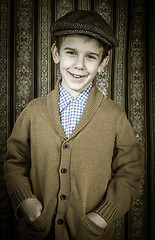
[15,0,34,117]
[0,0,154,239]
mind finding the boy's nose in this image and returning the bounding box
[74,56,85,70]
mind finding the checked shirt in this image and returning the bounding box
[59,83,92,138]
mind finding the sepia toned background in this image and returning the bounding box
[0,0,154,239]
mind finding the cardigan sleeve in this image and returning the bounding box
[4,106,36,217]
[94,115,144,224]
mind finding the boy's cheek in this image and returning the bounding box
[60,58,74,68]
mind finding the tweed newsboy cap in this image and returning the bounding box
[50,10,118,49]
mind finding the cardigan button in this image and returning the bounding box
[60,194,67,200]
[57,219,63,225]
[63,143,69,149]
[61,168,67,174]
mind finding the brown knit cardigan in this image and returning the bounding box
[4,80,144,240]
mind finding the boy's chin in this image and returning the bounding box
[62,78,92,95]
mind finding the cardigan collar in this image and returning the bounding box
[47,78,107,141]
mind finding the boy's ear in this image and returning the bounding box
[51,43,60,64]
[98,56,109,73]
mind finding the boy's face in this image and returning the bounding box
[52,35,109,96]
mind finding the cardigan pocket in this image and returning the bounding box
[26,210,47,232]
[66,206,105,240]
[81,214,105,234]
[81,215,114,240]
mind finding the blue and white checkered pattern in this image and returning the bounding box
[59,83,92,138]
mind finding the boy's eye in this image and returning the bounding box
[87,55,96,60]
[66,51,76,55]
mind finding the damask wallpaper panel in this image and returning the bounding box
[13,0,35,119]
[37,0,52,97]
[0,0,154,239]
[114,0,128,109]
[94,0,114,98]
[127,1,146,239]
[78,0,91,10]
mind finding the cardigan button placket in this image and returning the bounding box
[55,141,71,239]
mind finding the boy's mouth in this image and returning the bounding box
[68,72,88,80]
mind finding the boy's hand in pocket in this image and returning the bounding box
[20,198,43,222]
[87,212,108,230]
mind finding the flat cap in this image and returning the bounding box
[50,10,118,49]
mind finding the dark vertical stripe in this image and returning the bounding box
[74,0,78,10]
[111,0,116,101]
[9,0,15,133]
[34,0,38,98]
[91,0,94,10]
[51,0,56,90]
[147,1,155,239]
[125,0,131,118]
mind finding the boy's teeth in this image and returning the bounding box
[69,72,87,78]
[73,74,81,78]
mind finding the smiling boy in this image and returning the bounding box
[4,10,143,240]
[52,34,109,97]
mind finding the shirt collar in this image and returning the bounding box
[59,82,92,112]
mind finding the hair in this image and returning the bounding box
[53,35,109,62]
